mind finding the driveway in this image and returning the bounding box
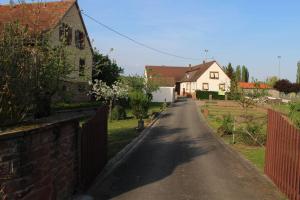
[89,99,283,200]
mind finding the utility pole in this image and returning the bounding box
[277,56,281,79]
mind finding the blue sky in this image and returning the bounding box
[2,0,300,81]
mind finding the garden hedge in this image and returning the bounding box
[195,90,225,100]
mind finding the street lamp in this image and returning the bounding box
[277,56,281,79]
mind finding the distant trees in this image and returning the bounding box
[224,63,234,80]
[223,63,249,83]
[265,76,279,87]
[296,61,300,84]
[93,49,124,87]
[235,65,241,82]
[274,79,300,94]
[241,65,249,82]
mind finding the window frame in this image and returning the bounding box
[75,30,85,49]
[219,83,225,91]
[202,83,209,91]
[210,71,219,79]
[59,23,72,45]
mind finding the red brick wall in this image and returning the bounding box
[0,120,79,200]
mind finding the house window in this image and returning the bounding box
[202,83,209,91]
[59,23,72,45]
[219,83,225,91]
[75,30,85,49]
[210,72,219,79]
[79,59,85,76]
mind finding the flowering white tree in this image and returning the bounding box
[89,79,128,121]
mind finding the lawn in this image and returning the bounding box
[108,102,163,159]
[199,100,267,171]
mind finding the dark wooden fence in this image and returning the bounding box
[265,109,300,200]
[80,106,108,189]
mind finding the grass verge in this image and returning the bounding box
[108,102,163,159]
[200,100,266,171]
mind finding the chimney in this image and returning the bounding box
[203,60,206,64]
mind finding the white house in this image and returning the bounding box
[145,61,231,102]
[179,61,231,96]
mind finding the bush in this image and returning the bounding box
[195,90,225,100]
[0,22,34,127]
[288,102,300,128]
[218,113,234,136]
[129,91,150,120]
[111,105,127,120]
[237,117,266,146]
[274,79,300,94]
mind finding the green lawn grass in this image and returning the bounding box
[271,103,290,115]
[233,144,265,171]
[201,100,266,171]
[108,102,163,159]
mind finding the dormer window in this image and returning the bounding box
[186,73,190,79]
[59,23,72,45]
[210,72,219,79]
[75,30,85,49]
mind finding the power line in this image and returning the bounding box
[81,10,201,61]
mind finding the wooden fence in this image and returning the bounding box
[265,109,300,200]
[80,106,108,189]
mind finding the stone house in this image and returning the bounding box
[0,0,93,102]
[145,61,231,102]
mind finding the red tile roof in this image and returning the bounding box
[145,61,217,87]
[180,61,215,82]
[239,82,271,89]
[0,1,75,33]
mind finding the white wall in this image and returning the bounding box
[196,62,231,92]
[152,87,175,102]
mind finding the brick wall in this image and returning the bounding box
[0,120,80,200]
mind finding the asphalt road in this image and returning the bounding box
[89,99,283,200]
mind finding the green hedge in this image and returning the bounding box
[195,90,225,100]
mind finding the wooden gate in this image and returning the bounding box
[80,106,108,189]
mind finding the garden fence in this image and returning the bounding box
[80,106,108,189]
[265,109,300,200]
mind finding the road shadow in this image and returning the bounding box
[90,125,216,200]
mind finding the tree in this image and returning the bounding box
[225,63,235,80]
[122,75,159,101]
[242,65,249,82]
[89,79,128,121]
[0,22,34,127]
[235,65,241,82]
[0,21,72,126]
[93,49,124,86]
[265,76,279,87]
[297,61,300,84]
[129,91,151,129]
[273,79,300,94]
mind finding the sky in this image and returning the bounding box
[2,0,300,81]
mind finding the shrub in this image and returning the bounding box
[218,113,234,136]
[274,79,300,94]
[0,22,34,127]
[129,91,150,120]
[195,90,225,100]
[238,117,266,146]
[111,105,127,120]
[288,102,300,128]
